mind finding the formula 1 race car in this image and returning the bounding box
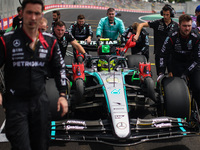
[46,35,200,146]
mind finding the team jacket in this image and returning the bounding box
[159,29,200,75]
[68,22,93,40]
[0,28,67,96]
[53,31,75,59]
[121,26,149,54]
[148,18,178,55]
[96,16,125,40]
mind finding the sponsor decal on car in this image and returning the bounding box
[111,89,121,94]
[106,77,119,83]
[66,120,86,126]
[153,123,172,128]
[115,115,124,119]
[152,118,169,123]
[65,125,85,130]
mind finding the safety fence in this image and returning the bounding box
[44,4,153,13]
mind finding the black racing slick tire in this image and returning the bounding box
[75,78,85,103]
[126,54,147,68]
[162,77,191,119]
[144,77,156,101]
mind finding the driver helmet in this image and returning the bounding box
[97,59,115,71]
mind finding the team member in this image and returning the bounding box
[69,14,93,60]
[134,4,178,75]
[51,10,60,33]
[12,6,23,30]
[195,15,200,33]
[191,5,200,29]
[39,17,48,32]
[0,0,68,149]
[53,21,86,59]
[122,22,149,61]
[158,14,200,108]
[69,14,93,44]
[96,7,125,40]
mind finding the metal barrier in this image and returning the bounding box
[0,0,187,19]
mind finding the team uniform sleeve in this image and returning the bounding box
[12,17,16,28]
[67,32,75,42]
[96,18,104,37]
[184,39,200,75]
[158,36,173,74]
[121,27,130,43]
[148,20,159,29]
[119,19,125,35]
[50,39,67,94]
[87,24,93,38]
[141,30,149,53]
[68,24,75,36]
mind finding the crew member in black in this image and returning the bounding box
[69,14,93,44]
[12,6,23,30]
[0,0,68,149]
[134,4,178,75]
[158,14,200,107]
[53,21,86,59]
[68,14,92,61]
[122,22,149,61]
[195,15,200,34]
[51,10,60,34]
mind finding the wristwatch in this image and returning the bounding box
[59,94,67,99]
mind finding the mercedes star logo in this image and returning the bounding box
[116,122,127,129]
[13,39,21,47]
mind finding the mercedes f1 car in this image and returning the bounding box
[46,35,200,146]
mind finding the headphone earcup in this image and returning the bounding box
[161,4,175,18]
[170,9,175,18]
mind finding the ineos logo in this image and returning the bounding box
[116,122,127,129]
[13,39,21,47]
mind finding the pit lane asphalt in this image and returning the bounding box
[0,9,200,150]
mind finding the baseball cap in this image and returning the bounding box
[195,5,200,13]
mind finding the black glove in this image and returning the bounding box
[83,53,90,61]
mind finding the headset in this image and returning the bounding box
[19,0,22,5]
[160,4,175,18]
